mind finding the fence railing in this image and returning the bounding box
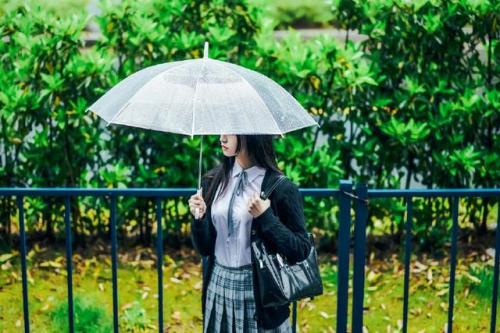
[0,181,498,333]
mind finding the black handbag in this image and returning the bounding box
[252,175,323,308]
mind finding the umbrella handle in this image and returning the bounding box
[195,134,204,219]
[194,188,203,220]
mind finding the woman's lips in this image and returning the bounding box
[221,145,228,149]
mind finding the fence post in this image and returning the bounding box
[351,183,368,333]
[17,196,30,333]
[110,195,119,333]
[402,196,413,333]
[64,196,74,333]
[489,198,499,333]
[156,198,164,333]
[447,196,459,333]
[337,180,353,333]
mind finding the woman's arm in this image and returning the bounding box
[252,181,311,264]
[190,178,217,256]
[191,212,216,257]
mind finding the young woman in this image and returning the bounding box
[188,134,311,332]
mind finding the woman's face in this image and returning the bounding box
[219,134,239,157]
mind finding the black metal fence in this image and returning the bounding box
[1,181,498,333]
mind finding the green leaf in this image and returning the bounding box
[41,72,64,93]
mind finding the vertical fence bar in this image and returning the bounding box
[402,197,413,333]
[292,301,297,333]
[155,198,164,333]
[64,196,75,333]
[490,198,500,333]
[110,195,119,333]
[351,183,368,333]
[17,196,30,333]
[337,180,353,333]
[447,196,459,333]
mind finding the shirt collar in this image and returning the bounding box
[232,160,266,184]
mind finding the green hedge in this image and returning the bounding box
[0,0,498,251]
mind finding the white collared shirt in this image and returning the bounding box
[211,160,267,267]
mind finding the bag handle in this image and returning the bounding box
[257,173,300,332]
[260,175,287,200]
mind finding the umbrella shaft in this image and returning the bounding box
[198,135,203,190]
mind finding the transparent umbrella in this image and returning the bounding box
[87,42,319,218]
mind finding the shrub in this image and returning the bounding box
[49,296,112,333]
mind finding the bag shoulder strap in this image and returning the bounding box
[260,174,287,200]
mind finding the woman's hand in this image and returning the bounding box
[188,193,206,219]
[248,192,271,218]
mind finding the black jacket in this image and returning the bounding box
[190,165,311,329]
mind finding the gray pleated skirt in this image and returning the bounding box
[204,258,292,333]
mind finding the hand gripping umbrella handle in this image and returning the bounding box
[195,188,203,220]
[195,135,204,220]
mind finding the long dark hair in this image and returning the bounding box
[203,134,282,206]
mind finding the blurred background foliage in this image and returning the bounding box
[0,0,498,253]
[0,0,91,17]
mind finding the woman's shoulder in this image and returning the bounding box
[279,177,299,194]
[269,172,300,198]
[201,164,222,182]
[199,164,223,190]
[269,174,303,213]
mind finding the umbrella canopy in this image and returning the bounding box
[86,42,319,217]
[87,42,318,137]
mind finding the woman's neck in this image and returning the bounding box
[236,153,255,170]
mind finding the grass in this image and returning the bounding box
[49,295,112,333]
[0,246,204,332]
[0,245,497,332]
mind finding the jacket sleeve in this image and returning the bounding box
[252,180,311,264]
[190,177,217,257]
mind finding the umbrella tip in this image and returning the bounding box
[204,41,209,59]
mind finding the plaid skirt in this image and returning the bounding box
[203,259,292,333]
